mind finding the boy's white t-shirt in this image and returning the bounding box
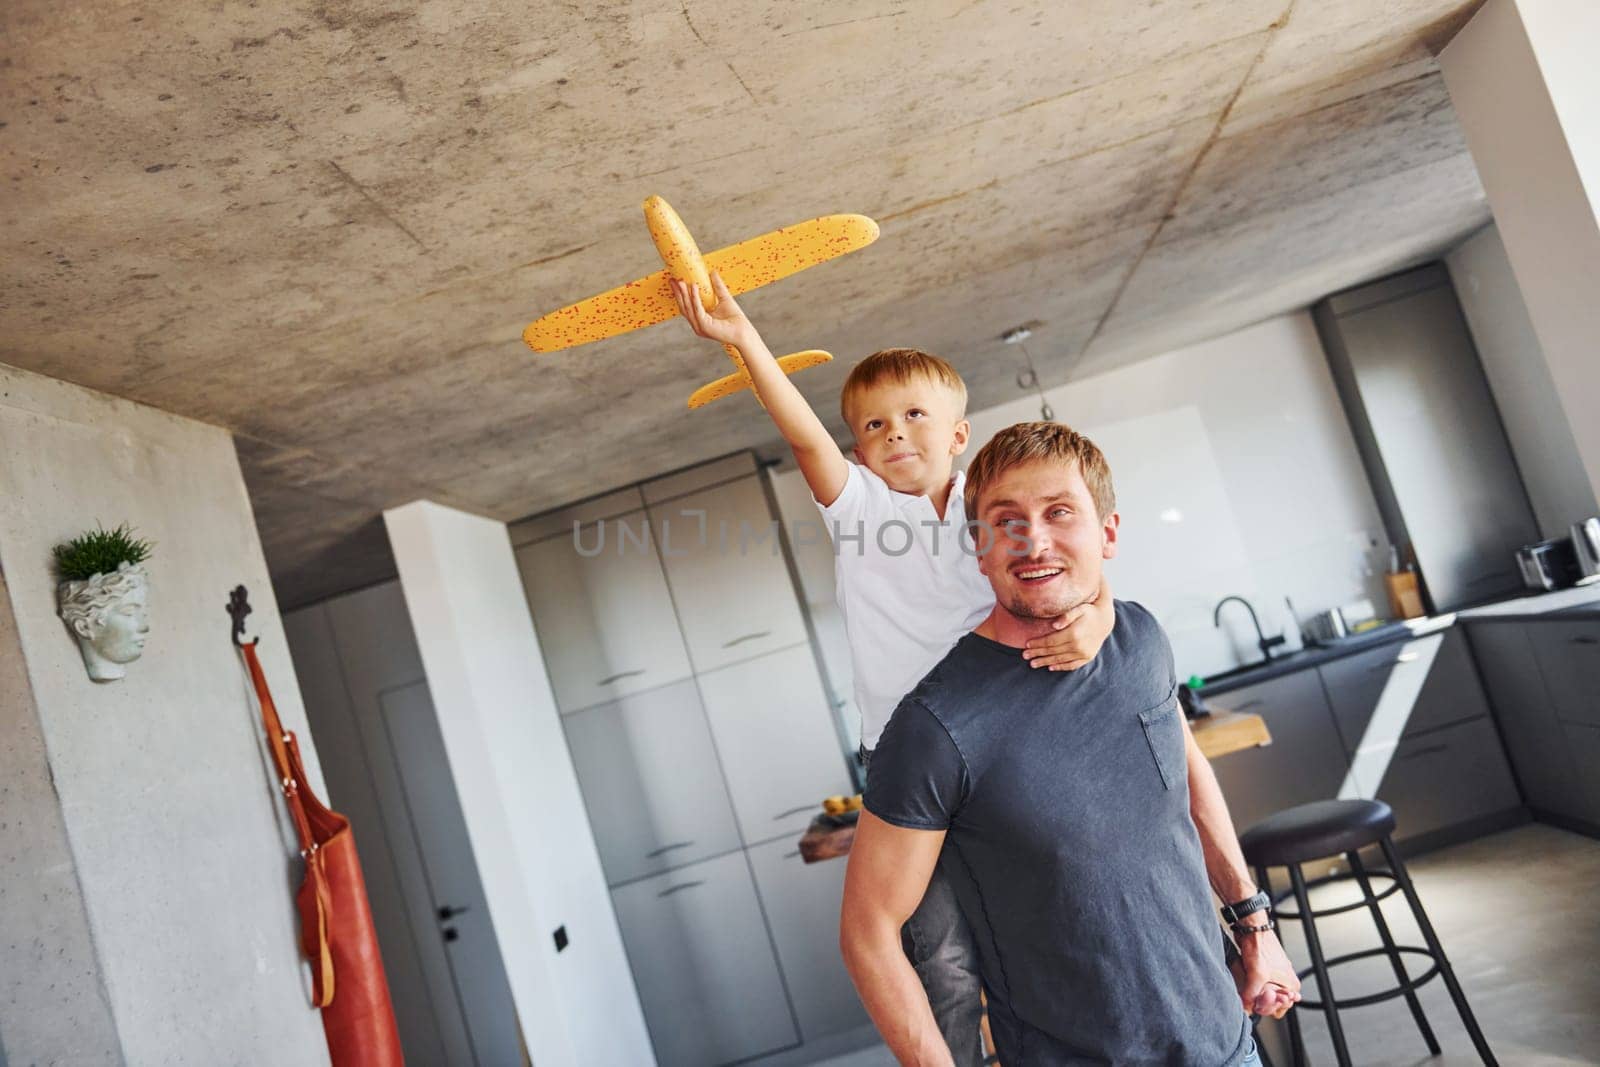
[818,462,996,751]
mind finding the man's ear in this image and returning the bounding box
[949,418,971,457]
[1101,511,1121,560]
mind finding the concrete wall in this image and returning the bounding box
[772,311,1391,708]
[1446,223,1598,537]
[1440,0,1600,508]
[384,501,654,1067]
[0,363,329,1065]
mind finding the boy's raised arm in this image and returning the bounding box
[671,273,850,507]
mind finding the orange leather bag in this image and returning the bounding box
[242,640,405,1066]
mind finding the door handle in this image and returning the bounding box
[1572,635,1599,646]
[645,841,695,859]
[722,630,771,649]
[437,904,471,921]
[597,668,646,686]
[773,804,816,820]
[1368,651,1419,672]
[1229,699,1264,712]
[657,880,705,899]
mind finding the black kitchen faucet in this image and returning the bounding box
[1213,595,1287,663]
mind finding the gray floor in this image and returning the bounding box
[819,823,1600,1066]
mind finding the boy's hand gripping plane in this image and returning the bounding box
[523,196,880,409]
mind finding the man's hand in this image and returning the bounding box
[1022,574,1114,670]
[1232,929,1302,1020]
[671,272,757,350]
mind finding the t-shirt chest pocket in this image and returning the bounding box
[1137,699,1185,791]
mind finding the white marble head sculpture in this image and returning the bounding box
[58,562,150,682]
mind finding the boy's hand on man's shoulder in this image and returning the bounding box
[1022,574,1115,671]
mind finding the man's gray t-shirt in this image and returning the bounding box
[865,601,1250,1066]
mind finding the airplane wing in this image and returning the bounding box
[522,269,677,352]
[704,214,880,296]
[687,349,833,409]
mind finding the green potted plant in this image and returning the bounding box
[54,523,153,682]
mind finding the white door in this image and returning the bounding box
[651,475,809,674]
[379,680,524,1067]
[696,644,855,846]
[516,509,694,714]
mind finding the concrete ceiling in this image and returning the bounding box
[3,0,1491,609]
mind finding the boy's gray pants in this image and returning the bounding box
[862,747,986,1067]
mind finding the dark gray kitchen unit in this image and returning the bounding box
[1464,614,1600,834]
[1313,264,1540,612]
[1204,669,1350,833]
[1319,629,1520,846]
[1204,625,1523,851]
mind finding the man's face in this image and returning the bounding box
[849,378,969,493]
[974,458,1119,620]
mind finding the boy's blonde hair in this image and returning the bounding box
[840,348,967,428]
[964,421,1117,522]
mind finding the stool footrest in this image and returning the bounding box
[1295,946,1441,1010]
[1269,869,1402,920]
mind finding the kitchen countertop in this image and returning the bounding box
[1197,583,1600,697]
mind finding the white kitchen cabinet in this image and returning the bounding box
[610,852,799,1067]
[562,679,743,886]
[515,509,693,713]
[697,644,853,846]
[651,474,809,674]
[747,837,870,1043]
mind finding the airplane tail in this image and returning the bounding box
[687,350,833,409]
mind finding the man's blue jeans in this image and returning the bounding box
[862,746,986,1066]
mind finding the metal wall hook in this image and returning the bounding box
[227,584,258,647]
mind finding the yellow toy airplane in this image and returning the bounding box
[524,196,880,408]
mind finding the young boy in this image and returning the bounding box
[671,272,1115,1065]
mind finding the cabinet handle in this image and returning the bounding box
[1397,743,1449,761]
[1368,651,1419,673]
[1229,699,1264,712]
[1572,635,1599,646]
[645,841,695,859]
[597,668,646,686]
[784,849,801,859]
[721,630,772,649]
[657,880,705,899]
[773,804,816,821]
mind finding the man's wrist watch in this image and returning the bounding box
[1220,890,1272,926]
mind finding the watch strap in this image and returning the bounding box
[1221,890,1272,924]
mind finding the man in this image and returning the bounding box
[840,421,1301,1066]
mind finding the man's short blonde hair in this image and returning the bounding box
[964,421,1116,522]
[840,348,967,428]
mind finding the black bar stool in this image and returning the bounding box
[1239,799,1497,1067]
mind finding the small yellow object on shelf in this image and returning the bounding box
[822,794,864,815]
